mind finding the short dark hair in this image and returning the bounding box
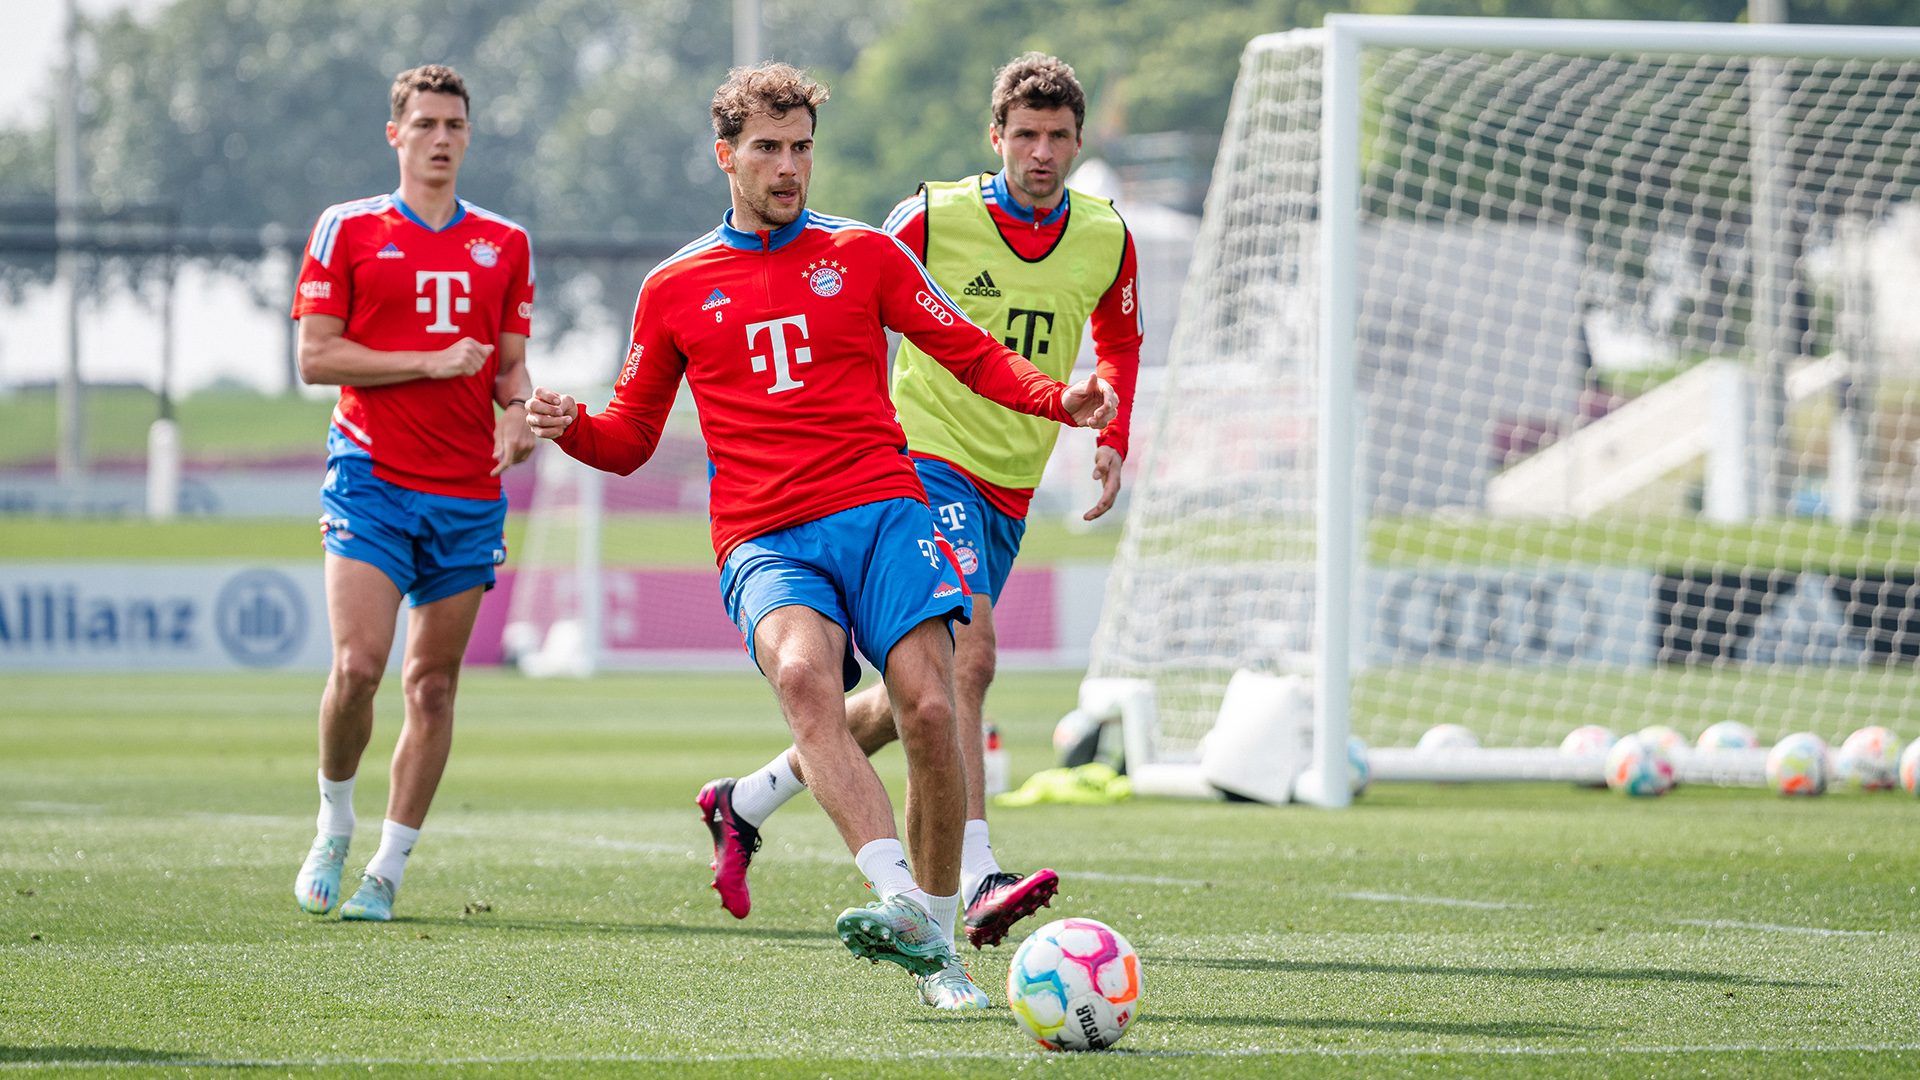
[711,63,829,143]
[391,64,470,123]
[990,53,1085,132]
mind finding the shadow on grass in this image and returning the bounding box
[0,1047,195,1063]
[1155,955,1823,989]
[1163,1016,1602,1038]
[392,916,831,943]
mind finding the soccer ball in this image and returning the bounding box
[1900,739,1920,796]
[1348,735,1371,797]
[1637,724,1690,755]
[1834,727,1904,792]
[1416,723,1479,752]
[1604,733,1676,797]
[1007,917,1142,1051]
[1765,733,1830,797]
[1696,720,1761,751]
[1559,725,1617,756]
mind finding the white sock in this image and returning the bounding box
[959,818,1002,903]
[363,819,420,889]
[925,890,961,944]
[730,751,805,828]
[854,838,918,900]
[317,770,355,838]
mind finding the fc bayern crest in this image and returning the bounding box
[469,240,499,268]
[808,266,844,297]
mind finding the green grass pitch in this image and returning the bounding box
[2,670,1918,1079]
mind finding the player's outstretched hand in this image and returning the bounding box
[1083,445,1124,522]
[424,338,493,380]
[526,387,578,440]
[1061,373,1117,431]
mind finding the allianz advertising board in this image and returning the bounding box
[0,565,332,670]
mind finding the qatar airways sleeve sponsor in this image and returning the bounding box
[291,225,352,320]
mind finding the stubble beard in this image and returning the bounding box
[750,183,806,228]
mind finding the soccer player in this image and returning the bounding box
[524,64,1115,1009]
[697,52,1141,950]
[289,65,536,922]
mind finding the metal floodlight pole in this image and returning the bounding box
[54,0,84,482]
[733,0,762,67]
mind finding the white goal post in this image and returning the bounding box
[1089,17,1920,804]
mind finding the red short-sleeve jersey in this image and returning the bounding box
[292,192,535,499]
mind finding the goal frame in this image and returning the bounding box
[1295,16,1920,806]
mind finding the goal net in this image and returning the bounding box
[1090,17,1920,783]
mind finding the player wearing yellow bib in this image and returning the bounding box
[697,54,1142,1000]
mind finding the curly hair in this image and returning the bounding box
[990,52,1085,132]
[711,63,830,143]
[390,64,469,123]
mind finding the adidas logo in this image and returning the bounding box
[700,288,731,311]
[376,242,404,259]
[962,271,1001,298]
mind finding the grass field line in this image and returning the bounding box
[1070,871,1214,887]
[5,1044,1920,1069]
[1674,918,1883,937]
[1339,891,1529,910]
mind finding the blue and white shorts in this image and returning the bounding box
[319,438,506,607]
[720,498,972,691]
[915,456,1027,601]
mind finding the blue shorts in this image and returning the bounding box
[319,451,506,607]
[721,498,972,691]
[915,457,1027,600]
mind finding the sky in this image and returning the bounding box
[0,0,168,129]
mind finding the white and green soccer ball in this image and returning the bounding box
[1696,720,1760,751]
[1765,733,1830,797]
[1605,733,1676,797]
[1416,723,1479,752]
[1834,726,1904,792]
[1007,917,1142,1051]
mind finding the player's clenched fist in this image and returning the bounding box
[423,337,493,379]
[526,386,578,439]
[1061,373,1118,432]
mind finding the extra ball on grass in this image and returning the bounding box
[1605,733,1676,797]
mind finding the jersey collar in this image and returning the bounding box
[718,208,810,252]
[390,191,468,233]
[986,170,1069,228]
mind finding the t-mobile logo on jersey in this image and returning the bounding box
[745,315,812,394]
[415,270,473,333]
[936,501,967,532]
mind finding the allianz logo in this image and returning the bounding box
[0,585,195,650]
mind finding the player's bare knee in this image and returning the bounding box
[402,668,457,717]
[955,646,997,698]
[894,686,956,746]
[330,650,386,701]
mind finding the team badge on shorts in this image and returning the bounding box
[468,239,499,268]
[805,260,845,297]
[954,544,979,575]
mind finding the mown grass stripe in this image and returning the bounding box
[5,1044,1919,1068]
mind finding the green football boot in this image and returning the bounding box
[293,833,351,915]
[835,895,953,978]
[339,872,397,921]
